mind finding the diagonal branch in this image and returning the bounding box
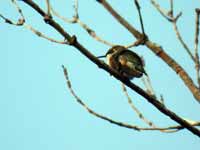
[22,0,200,137]
[194,8,200,88]
[121,84,156,127]
[172,20,195,61]
[169,0,195,62]
[24,24,67,44]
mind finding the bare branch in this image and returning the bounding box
[121,83,155,127]
[45,0,51,16]
[50,1,114,46]
[24,24,67,44]
[194,8,200,88]
[125,38,149,48]
[140,121,200,132]
[121,84,179,133]
[0,0,25,26]
[0,13,24,26]
[0,14,13,24]
[77,19,114,46]
[160,95,165,106]
[50,6,77,23]
[73,0,79,19]
[141,76,156,96]
[151,0,173,21]
[169,0,173,17]
[11,0,25,20]
[151,0,195,62]
[134,0,146,37]
[172,19,195,62]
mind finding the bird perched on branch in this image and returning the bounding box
[98,45,147,79]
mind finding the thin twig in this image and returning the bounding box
[140,121,200,132]
[77,19,114,46]
[11,0,25,19]
[194,9,200,88]
[134,0,146,37]
[50,6,76,23]
[45,0,51,16]
[73,0,79,19]
[50,1,114,46]
[125,39,152,48]
[125,41,142,48]
[24,24,67,44]
[169,0,173,16]
[121,83,155,127]
[0,0,25,26]
[151,0,173,21]
[122,83,176,133]
[160,95,166,106]
[0,13,24,26]
[172,21,195,62]
[151,0,195,62]
[141,75,156,97]
[121,84,180,133]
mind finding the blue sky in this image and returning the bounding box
[0,0,200,150]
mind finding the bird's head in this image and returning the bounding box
[97,45,125,59]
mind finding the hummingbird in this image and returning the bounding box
[98,45,147,79]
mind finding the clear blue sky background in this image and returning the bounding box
[0,0,200,149]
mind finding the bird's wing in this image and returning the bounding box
[118,50,144,66]
[118,50,147,75]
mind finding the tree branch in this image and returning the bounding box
[24,24,67,44]
[121,84,155,128]
[0,0,25,26]
[22,0,200,137]
[50,0,114,46]
[134,0,146,37]
[45,0,51,16]
[151,0,195,62]
[194,8,200,88]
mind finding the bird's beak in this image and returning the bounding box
[97,55,106,58]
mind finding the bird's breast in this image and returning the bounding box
[106,54,119,70]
